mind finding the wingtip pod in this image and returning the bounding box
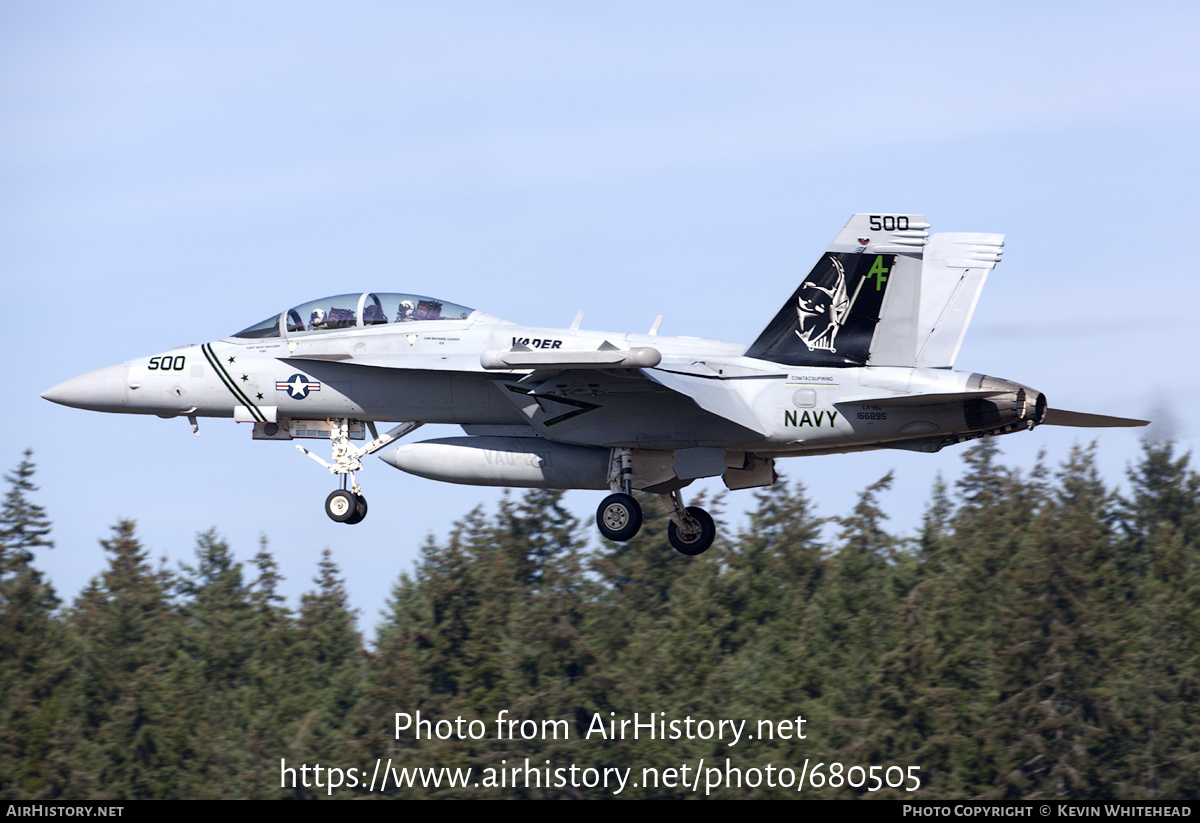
[1043,409,1151,428]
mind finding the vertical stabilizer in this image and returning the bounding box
[912,232,1004,368]
[745,214,928,367]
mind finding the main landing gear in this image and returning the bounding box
[594,489,716,556]
[667,503,715,556]
[596,493,642,542]
[595,447,716,555]
[296,419,422,525]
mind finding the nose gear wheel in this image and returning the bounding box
[326,489,364,523]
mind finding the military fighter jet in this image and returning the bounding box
[42,214,1147,555]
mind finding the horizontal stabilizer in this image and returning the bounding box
[1043,409,1149,428]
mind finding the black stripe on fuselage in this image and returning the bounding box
[202,343,265,422]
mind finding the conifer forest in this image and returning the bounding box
[1,438,1198,800]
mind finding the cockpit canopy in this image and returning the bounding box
[233,292,475,339]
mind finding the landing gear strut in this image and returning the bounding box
[297,419,421,525]
[597,448,643,541]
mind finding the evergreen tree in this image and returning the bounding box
[0,451,63,799]
[487,490,597,797]
[6,436,1199,798]
[1116,439,1200,589]
[240,537,306,799]
[172,530,256,797]
[378,509,491,717]
[721,476,825,652]
[984,445,1121,798]
[585,493,702,750]
[883,442,1045,796]
[801,473,900,717]
[757,474,905,796]
[67,521,180,799]
[177,530,254,693]
[859,475,988,798]
[1110,442,1200,798]
[0,450,55,568]
[864,441,1097,798]
[360,491,600,797]
[291,549,363,780]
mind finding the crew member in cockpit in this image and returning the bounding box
[363,303,387,325]
[396,300,415,322]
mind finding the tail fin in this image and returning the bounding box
[909,232,1004,368]
[745,213,929,367]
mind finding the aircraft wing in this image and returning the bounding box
[493,366,766,449]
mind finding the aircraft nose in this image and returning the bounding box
[42,363,130,412]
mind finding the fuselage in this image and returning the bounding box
[42,307,1044,459]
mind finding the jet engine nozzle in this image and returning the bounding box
[963,374,1047,434]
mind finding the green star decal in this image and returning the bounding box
[240,374,249,382]
[256,393,263,400]
[227,357,236,364]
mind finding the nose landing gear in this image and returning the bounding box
[296,419,421,524]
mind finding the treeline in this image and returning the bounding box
[1,440,1198,799]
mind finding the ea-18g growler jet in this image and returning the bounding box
[43,214,1147,555]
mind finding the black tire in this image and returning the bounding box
[596,493,643,542]
[325,490,357,523]
[346,494,368,525]
[668,506,715,556]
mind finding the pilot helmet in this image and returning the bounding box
[310,308,327,327]
[397,300,415,320]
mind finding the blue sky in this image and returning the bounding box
[4,1,1196,633]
